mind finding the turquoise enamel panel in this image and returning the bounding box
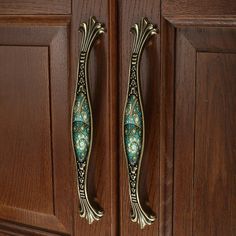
[124,94,143,165]
[72,92,91,162]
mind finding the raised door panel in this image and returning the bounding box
[0,46,53,214]
[160,20,236,236]
[0,19,74,235]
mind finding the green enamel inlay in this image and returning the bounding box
[124,94,143,165]
[72,91,91,162]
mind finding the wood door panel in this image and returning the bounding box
[160,13,236,234]
[164,23,236,236]
[0,20,73,235]
[0,46,53,214]
[0,0,71,15]
[193,52,236,235]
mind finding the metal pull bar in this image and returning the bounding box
[72,16,105,224]
[123,17,158,229]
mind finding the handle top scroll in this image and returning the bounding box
[79,16,105,53]
[131,17,158,55]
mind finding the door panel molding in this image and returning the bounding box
[160,16,236,236]
[164,16,236,28]
[0,20,73,235]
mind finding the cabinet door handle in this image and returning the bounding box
[123,17,158,229]
[72,16,105,224]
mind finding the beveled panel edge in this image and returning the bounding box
[0,206,69,235]
[159,16,236,236]
[163,15,236,27]
[163,17,236,52]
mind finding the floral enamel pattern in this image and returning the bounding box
[73,92,91,162]
[124,94,143,165]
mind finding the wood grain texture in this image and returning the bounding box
[180,27,236,53]
[0,1,235,235]
[0,20,73,235]
[159,18,175,236]
[0,0,71,15]
[0,221,64,236]
[0,46,53,213]
[173,26,236,236]
[162,0,236,16]
[70,0,118,235]
[164,16,236,28]
[174,30,196,236]
[118,0,160,235]
[193,52,236,235]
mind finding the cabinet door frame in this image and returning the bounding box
[160,16,236,236]
[0,16,74,236]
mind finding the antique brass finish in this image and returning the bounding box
[123,17,158,229]
[72,17,105,224]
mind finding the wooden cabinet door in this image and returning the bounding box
[1,0,235,235]
[161,1,236,235]
[0,18,74,235]
[118,1,236,235]
[0,1,117,235]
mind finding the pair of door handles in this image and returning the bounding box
[72,16,158,229]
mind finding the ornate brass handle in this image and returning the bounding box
[72,17,105,224]
[123,18,158,229]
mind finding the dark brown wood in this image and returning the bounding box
[108,1,120,235]
[0,19,73,235]
[193,52,236,235]
[174,27,236,236]
[0,0,235,235]
[0,0,118,235]
[161,0,236,233]
[0,46,53,214]
[174,29,197,236]
[0,0,71,14]
[161,15,236,235]
[162,0,236,16]
[159,18,175,236]
[118,0,160,235]
[70,0,118,235]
